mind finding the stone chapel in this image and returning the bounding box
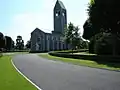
[30,0,71,52]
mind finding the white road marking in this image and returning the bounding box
[11,59,42,90]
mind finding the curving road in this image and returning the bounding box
[13,54,120,90]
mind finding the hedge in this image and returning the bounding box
[54,49,89,53]
[49,52,120,63]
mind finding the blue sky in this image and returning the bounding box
[0,0,89,44]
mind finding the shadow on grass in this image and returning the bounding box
[49,52,120,69]
[96,61,120,69]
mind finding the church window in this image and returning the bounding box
[37,37,41,42]
[52,37,54,40]
[47,36,48,40]
[56,11,60,17]
[56,13,58,17]
[62,13,64,16]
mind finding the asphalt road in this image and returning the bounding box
[13,54,120,90]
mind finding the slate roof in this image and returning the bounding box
[57,0,66,9]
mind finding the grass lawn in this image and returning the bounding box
[0,55,37,90]
[39,53,120,71]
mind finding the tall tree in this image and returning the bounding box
[64,22,74,44]
[83,18,100,40]
[26,40,31,49]
[64,22,85,50]
[64,22,75,50]
[5,36,13,51]
[12,40,15,49]
[16,36,24,50]
[87,0,120,55]
[72,26,81,49]
[0,32,6,51]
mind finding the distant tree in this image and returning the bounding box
[72,26,81,49]
[26,40,31,49]
[64,22,75,51]
[64,22,87,50]
[64,22,73,44]
[81,40,89,49]
[12,40,15,49]
[0,32,6,51]
[5,36,13,51]
[16,36,24,50]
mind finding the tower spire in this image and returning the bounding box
[53,0,67,35]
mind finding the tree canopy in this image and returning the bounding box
[5,36,13,51]
[88,0,120,34]
[26,40,31,49]
[0,32,6,50]
[85,0,120,55]
[16,35,24,50]
[64,22,88,49]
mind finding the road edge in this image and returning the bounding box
[11,59,42,90]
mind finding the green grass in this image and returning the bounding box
[0,55,37,90]
[39,53,120,71]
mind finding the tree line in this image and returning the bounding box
[83,0,120,55]
[0,32,25,52]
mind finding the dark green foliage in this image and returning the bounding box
[94,33,112,55]
[93,33,120,55]
[88,0,120,34]
[83,19,92,39]
[16,35,24,50]
[86,0,120,55]
[64,22,74,44]
[72,26,81,49]
[12,40,15,49]
[5,36,13,51]
[26,40,31,49]
[89,36,95,53]
[0,32,6,50]
[83,19,100,40]
[49,51,120,63]
[64,22,88,50]
[81,41,89,49]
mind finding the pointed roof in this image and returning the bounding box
[56,0,66,10]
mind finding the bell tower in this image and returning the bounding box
[52,0,67,35]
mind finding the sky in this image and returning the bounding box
[0,0,89,44]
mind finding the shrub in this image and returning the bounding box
[94,33,113,55]
[89,36,96,54]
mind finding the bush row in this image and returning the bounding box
[54,49,89,53]
[29,51,48,53]
[49,52,120,63]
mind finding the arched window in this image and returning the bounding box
[56,13,58,16]
[56,11,60,17]
[62,13,64,16]
[37,37,41,43]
